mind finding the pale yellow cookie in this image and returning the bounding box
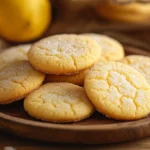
[28,34,101,75]
[96,1,150,23]
[45,69,88,86]
[84,61,150,120]
[81,33,124,61]
[24,83,94,123]
[121,55,150,85]
[0,44,31,70]
[0,60,45,104]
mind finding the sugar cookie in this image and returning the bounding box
[0,44,31,70]
[28,34,101,75]
[81,33,124,61]
[0,60,45,104]
[84,61,150,120]
[96,1,150,23]
[121,55,150,85]
[45,69,88,86]
[24,83,94,123]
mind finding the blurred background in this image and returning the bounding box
[0,0,150,51]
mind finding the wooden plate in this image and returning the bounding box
[0,46,150,144]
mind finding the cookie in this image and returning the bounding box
[24,83,94,123]
[84,61,150,120]
[81,33,124,61]
[0,60,45,104]
[0,44,31,70]
[121,55,150,85]
[96,1,150,23]
[45,69,88,86]
[28,34,101,75]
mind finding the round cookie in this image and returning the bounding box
[24,83,94,123]
[96,1,150,23]
[0,44,31,70]
[0,60,45,104]
[81,33,124,61]
[45,69,88,86]
[121,55,150,85]
[28,34,101,75]
[84,61,150,120]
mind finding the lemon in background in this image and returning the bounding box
[0,0,51,43]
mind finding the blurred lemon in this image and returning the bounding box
[0,0,51,42]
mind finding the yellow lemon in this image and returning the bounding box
[0,0,51,42]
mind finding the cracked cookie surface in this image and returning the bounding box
[0,44,31,70]
[84,61,150,120]
[0,60,45,104]
[121,55,150,85]
[81,33,124,61]
[28,34,101,75]
[24,82,94,123]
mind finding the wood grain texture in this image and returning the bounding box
[0,46,150,145]
[1,131,150,150]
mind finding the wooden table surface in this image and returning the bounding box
[1,131,150,150]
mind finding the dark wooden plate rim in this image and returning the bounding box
[0,112,149,130]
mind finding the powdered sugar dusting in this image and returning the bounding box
[36,35,93,57]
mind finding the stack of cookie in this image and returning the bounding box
[45,33,125,85]
[0,34,150,123]
[29,34,102,86]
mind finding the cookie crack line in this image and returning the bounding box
[0,66,33,83]
[107,70,138,111]
[38,95,57,108]
[107,71,137,97]
[134,90,146,114]
[116,71,144,90]
[36,46,65,60]
[11,80,27,90]
[86,76,105,81]
[0,71,31,86]
[117,104,124,115]
[37,46,49,52]
[64,100,76,115]
[37,92,78,115]
[71,55,77,70]
[110,70,139,90]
